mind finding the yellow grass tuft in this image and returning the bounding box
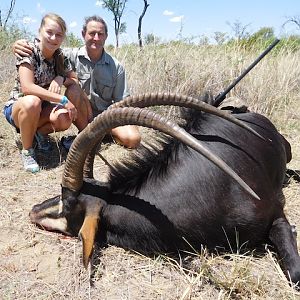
[0,44,299,299]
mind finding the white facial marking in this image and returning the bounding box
[58,199,64,214]
[39,217,68,234]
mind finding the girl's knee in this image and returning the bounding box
[22,95,42,113]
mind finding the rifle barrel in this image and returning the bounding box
[214,38,280,107]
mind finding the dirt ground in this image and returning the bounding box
[0,105,300,300]
[0,55,300,300]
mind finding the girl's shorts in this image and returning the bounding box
[3,100,50,132]
[3,102,18,130]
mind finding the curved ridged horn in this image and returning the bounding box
[109,93,265,140]
[66,106,260,268]
[83,93,264,180]
[62,106,260,200]
[83,144,97,179]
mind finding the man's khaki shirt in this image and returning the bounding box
[63,46,129,113]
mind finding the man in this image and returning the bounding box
[14,15,141,149]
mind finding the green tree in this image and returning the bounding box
[245,27,276,50]
[64,32,83,48]
[250,27,275,40]
[144,33,160,45]
[226,19,251,41]
[213,31,228,45]
[101,0,128,48]
[198,34,209,45]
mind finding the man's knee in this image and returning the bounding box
[123,136,141,149]
[112,126,141,149]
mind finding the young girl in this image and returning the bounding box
[3,13,78,173]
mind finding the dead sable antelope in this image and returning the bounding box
[29,93,300,286]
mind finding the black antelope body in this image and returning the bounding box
[29,93,300,286]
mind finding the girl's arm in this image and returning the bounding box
[48,70,78,94]
[19,62,66,104]
[19,63,78,121]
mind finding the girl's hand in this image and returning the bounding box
[49,76,64,94]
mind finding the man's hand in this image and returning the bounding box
[65,101,78,122]
[13,39,33,59]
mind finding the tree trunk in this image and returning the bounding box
[3,0,16,30]
[138,0,150,48]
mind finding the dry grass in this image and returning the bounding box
[0,44,300,299]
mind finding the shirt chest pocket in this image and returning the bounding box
[77,72,91,91]
[94,78,115,101]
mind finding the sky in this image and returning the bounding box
[2,0,300,45]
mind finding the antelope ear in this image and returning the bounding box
[78,198,103,269]
[79,215,99,269]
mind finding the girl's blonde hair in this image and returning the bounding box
[39,13,67,77]
[39,13,67,36]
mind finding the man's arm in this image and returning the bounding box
[113,65,130,102]
[13,39,33,59]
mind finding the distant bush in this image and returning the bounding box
[0,25,32,51]
[63,32,83,48]
[225,28,300,53]
[111,39,299,125]
[1,23,299,125]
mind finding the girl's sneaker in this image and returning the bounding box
[21,148,40,173]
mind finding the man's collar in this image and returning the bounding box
[77,46,89,58]
[78,46,109,64]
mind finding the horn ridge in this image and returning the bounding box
[62,107,259,200]
[109,93,265,140]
